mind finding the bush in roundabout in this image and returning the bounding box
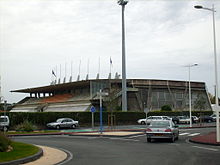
[15,120,37,132]
[0,132,12,152]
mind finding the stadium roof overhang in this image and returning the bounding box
[10,80,91,93]
[10,79,206,94]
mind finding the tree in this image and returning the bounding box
[208,92,215,104]
[194,94,207,111]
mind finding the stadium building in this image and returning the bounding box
[10,78,212,112]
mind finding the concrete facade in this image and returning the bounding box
[10,79,212,112]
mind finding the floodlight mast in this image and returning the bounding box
[118,0,128,112]
[194,4,219,142]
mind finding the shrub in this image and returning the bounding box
[161,105,172,111]
[0,132,12,152]
[15,120,37,132]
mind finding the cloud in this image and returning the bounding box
[0,0,220,102]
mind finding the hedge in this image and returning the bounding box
[0,111,214,128]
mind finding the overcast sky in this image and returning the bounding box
[0,0,220,103]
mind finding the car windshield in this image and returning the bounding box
[56,119,63,123]
[150,121,170,128]
[0,118,7,122]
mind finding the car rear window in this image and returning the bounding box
[150,121,170,127]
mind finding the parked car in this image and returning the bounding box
[137,116,171,125]
[192,116,199,123]
[0,116,10,131]
[210,114,220,122]
[47,118,79,129]
[198,116,214,123]
[146,120,179,142]
[170,116,180,124]
[178,116,190,124]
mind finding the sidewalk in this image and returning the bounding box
[189,131,220,146]
[23,145,67,165]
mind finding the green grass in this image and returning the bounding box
[7,130,60,135]
[0,141,39,163]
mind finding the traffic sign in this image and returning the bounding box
[90,106,96,113]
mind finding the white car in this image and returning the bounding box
[0,116,10,131]
[178,116,190,124]
[137,116,171,125]
[146,120,179,142]
[192,116,199,123]
[47,118,79,129]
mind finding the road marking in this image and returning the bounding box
[169,143,180,146]
[127,134,145,138]
[192,146,219,152]
[109,137,140,142]
[179,133,190,136]
[87,137,98,139]
[56,147,73,165]
[188,133,200,136]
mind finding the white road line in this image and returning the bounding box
[56,148,73,165]
[188,133,200,136]
[109,137,140,142]
[192,146,219,152]
[179,133,190,136]
[127,134,145,138]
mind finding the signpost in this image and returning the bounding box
[97,89,108,134]
[90,106,96,130]
[144,107,149,126]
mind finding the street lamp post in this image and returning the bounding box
[118,0,128,112]
[194,4,220,142]
[186,63,198,127]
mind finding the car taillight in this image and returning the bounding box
[146,128,152,132]
[165,129,172,132]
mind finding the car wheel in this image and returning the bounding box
[175,135,179,140]
[147,138,151,142]
[208,119,211,123]
[56,125,60,129]
[3,127,8,132]
[72,124,76,129]
[170,136,175,143]
[141,121,145,125]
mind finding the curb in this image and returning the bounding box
[69,132,145,138]
[189,138,220,146]
[0,146,43,165]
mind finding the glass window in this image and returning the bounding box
[176,93,183,99]
[165,93,172,101]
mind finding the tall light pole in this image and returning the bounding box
[118,0,128,111]
[186,63,198,127]
[194,4,219,142]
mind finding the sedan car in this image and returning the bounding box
[210,114,220,122]
[47,118,79,129]
[170,116,180,124]
[198,116,214,123]
[146,120,179,142]
[192,116,199,123]
[178,116,190,124]
[137,116,171,125]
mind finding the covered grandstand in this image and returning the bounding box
[10,79,212,112]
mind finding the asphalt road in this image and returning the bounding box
[13,127,220,165]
